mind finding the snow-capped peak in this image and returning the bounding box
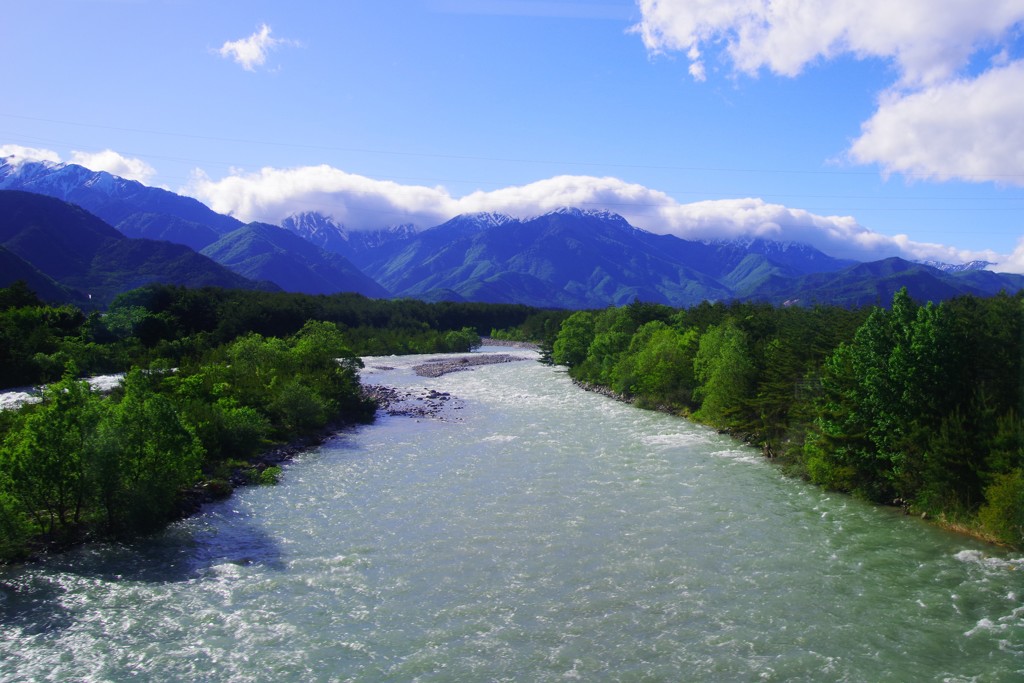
[458,212,517,229]
[915,259,993,273]
[0,158,138,198]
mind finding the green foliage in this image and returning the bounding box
[692,322,754,427]
[585,306,651,385]
[258,465,282,486]
[0,301,87,387]
[978,469,1024,546]
[164,369,271,462]
[1,365,102,536]
[612,322,698,408]
[93,369,203,534]
[443,327,483,352]
[0,280,43,310]
[551,311,595,368]
[0,471,31,562]
[0,318,377,557]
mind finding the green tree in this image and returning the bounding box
[692,322,754,427]
[978,468,1024,546]
[551,311,595,369]
[93,369,203,534]
[165,369,270,462]
[0,365,102,535]
[613,321,698,409]
[0,469,31,561]
[582,307,639,384]
[443,327,483,352]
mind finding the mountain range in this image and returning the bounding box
[0,190,269,306]
[2,157,1022,309]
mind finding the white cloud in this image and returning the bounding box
[0,144,61,165]
[632,0,1024,86]
[217,24,294,72]
[994,238,1024,273]
[631,0,1024,185]
[849,61,1024,185]
[185,165,1004,267]
[187,165,457,228]
[70,149,157,184]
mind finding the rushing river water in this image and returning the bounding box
[1,349,1022,682]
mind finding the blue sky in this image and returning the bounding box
[3,1,1024,270]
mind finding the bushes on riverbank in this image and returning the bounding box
[0,321,375,562]
[551,292,1024,547]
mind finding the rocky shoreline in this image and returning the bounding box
[360,384,466,420]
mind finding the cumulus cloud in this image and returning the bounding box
[631,0,1024,186]
[994,238,1024,273]
[217,24,295,71]
[70,149,157,184]
[849,61,1024,184]
[0,144,61,165]
[187,165,458,228]
[185,164,1004,266]
[632,0,1024,86]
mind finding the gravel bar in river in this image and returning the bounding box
[411,353,528,377]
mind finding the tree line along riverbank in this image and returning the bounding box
[549,291,1024,548]
[3,278,1022,560]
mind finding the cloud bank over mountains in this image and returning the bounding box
[3,145,1016,272]
[185,164,1004,268]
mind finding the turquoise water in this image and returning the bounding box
[1,351,1022,681]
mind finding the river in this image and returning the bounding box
[1,350,1022,681]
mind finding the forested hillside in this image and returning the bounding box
[550,291,1024,547]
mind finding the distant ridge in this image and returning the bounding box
[0,190,271,306]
